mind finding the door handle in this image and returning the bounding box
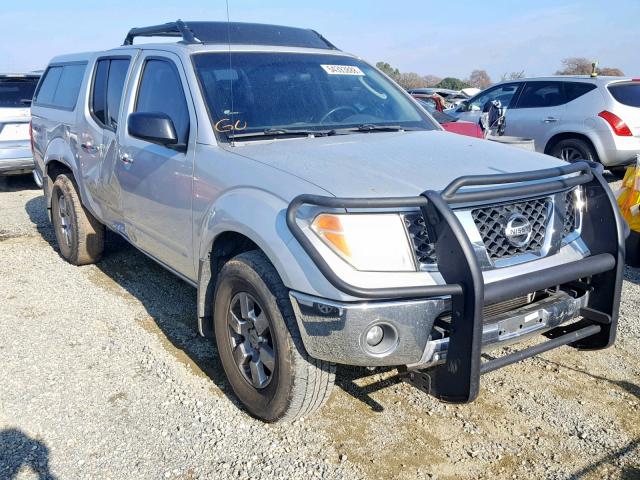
[121,153,134,164]
[81,142,100,153]
[543,117,559,123]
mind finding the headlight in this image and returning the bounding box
[310,213,416,272]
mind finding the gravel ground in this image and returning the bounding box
[1,174,639,480]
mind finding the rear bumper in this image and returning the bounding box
[0,141,34,173]
[597,133,640,167]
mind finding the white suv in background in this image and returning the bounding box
[449,76,640,173]
[0,73,41,184]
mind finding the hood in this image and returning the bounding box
[227,130,567,198]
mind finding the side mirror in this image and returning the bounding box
[128,112,178,146]
[457,101,468,112]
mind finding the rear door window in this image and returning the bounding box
[608,83,640,107]
[53,64,86,109]
[135,59,190,145]
[515,82,565,108]
[106,59,130,128]
[91,58,131,129]
[91,60,109,124]
[34,63,87,109]
[0,77,40,108]
[564,82,596,103]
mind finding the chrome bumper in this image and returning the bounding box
[408,290,589,370]
[290,289,589,367]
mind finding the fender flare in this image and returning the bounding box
[195,188,297,337]
[42,137,80,208]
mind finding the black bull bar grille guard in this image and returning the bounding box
[286,161,625,403]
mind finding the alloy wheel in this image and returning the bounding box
[227,292,276,389]
[560,146,584,163]
[57,193,72,248]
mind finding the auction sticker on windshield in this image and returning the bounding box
[321,65,365,76]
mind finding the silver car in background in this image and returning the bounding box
[448,76,640,172]
[0,73,41,183]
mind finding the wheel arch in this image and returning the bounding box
[43,137,80,209]
[195,188,302,338]
[544,131,601,162]
[197,230,262,337]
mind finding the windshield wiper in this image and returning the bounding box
[340,124,422,133]
[228,128,338,139]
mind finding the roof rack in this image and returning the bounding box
[123,20,197,45]
[122,20,338,50]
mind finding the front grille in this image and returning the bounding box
[403,213,437,267]
[434,293,537,335]
[472,197,550,260]
[563,190,578,236]
[483,294,533,318]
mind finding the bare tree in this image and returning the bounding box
[555,57,624,76]
[467,69,492,89]
[501,70,526,81]
[555,57,593,75]
[422,74,442,87]
[396,72,428,90]
[599,67,625,76]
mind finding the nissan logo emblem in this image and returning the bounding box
[504,213,533,248]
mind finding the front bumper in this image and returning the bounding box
[0,141,34,174]
[290,288,589,367]
[286,161,624,403]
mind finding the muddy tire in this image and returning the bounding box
[213,251,335,422]
[51,174,104,265]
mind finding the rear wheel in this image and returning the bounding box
[550,138,597,163]
[214,251,335,422]
[51,174,104,265]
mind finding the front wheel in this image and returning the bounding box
[213,251,335,422]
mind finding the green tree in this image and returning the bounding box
[376,61,400,80]
[435,77,470,90]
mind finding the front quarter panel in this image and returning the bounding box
[192,144,337,297]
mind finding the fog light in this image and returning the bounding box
[365,325,384,346]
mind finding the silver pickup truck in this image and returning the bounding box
[31,21,624,423]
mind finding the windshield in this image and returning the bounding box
[0,77,39,108]
[192,52,436,138]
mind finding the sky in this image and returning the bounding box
[2,0,639,81]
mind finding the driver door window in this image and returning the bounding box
[135,59,190,145]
